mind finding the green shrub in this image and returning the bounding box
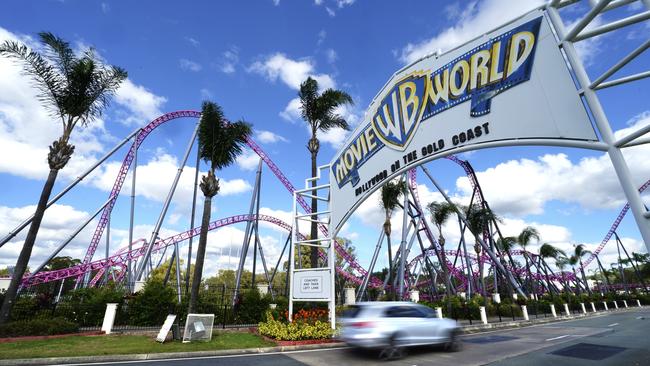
[126,280,175,326]
[258,312,333,340]
[234,289,271,324]
[0,317,78,337]
[55,285,126,326]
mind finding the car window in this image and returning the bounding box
[417,305,437,318]
[341,305,363,318]
[385,305,427,318]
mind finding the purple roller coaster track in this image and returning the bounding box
[12,110,647,296]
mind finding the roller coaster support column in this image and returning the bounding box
[458,217,473,300]
[127,131,139,291]
[135,123,199,282]
[547,4,650,249]
[357,230,385,302]
[269,233,291,295]
[594,253,610,293]
[0,128,139,250]
[615,232,648,292]
[104,216,110,284]
[422,166,526,298]
[185,141,201,294]
[252,165,274,299]
[29,197,112,279]
[233,159,263,305]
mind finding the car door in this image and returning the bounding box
[414,305,446,344]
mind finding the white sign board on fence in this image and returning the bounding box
[101,303,118,334]
[155,314,177,343]
[329,9,597,231]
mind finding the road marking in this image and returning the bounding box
[545,335,571,341]
[608,323,619,327]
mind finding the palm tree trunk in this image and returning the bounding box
[0,168,59,325]
[523,253,532,296]
[579,259,592,295]
[385,228,393,299]
[441,247,450,298]
[189,195,212,313]
[309,149,319,269]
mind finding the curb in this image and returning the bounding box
[1,306,646,365]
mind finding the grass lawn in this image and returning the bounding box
[0,331,276,360]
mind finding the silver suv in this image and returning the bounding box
[339,302,462,358]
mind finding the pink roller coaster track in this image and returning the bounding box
[25,110,645,290]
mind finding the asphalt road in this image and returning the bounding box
[65,308,650,366]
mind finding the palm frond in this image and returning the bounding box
[427,201,456,228]
[495,236,517,252]
[38,32,75,78]
[299,77,319,130]
[539,243,565,259]
[517,226,540,248]
[0,40,64,118]
[198,101,252,172]
[380,180,407,212]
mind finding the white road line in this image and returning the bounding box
[608,323,619,327]
[545,335,571,341]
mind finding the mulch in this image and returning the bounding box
[0,331,104,343]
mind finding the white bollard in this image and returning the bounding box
[530,293,536,300]
[623,300,628,308]
[435,307,443,319]
[603,301,609,311]
[550,304,557,318]
[637,299,642,307]
[591,302,596,312]
[344,287,356,305]
[512,293,518,300]
[563,303,570,316]
[493,293,501,304]
[101,303,118,335]
[522,305,529,321]
[580,303,586,314]
[409,290,419,303]
[479,306,488,325]
[613,300,619,309]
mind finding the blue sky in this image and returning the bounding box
[0,0,649,281]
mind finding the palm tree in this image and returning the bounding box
[517,226,540,296]
[568,254,582,295]
[465,204,500,295]
[555,255,571,294]
[427,201,456,298]
[298,77,353,268]
[189,101,251,313]
[380,179,407,298]
[573,244,593,295]
[538,243,566,297]
[0,33,126,325]
[495,236,518,295]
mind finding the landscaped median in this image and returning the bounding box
[0,305,645,365]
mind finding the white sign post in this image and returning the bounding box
[156,315,177,343]
[101,303,118,334]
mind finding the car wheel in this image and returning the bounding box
[444,329,462,352]
[378,332,406,361]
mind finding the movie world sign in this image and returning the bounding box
[329,10,598,232]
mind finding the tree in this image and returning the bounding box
[380,179,407,299]
[573,244,593,295]
[495,236,518,295]
[538,243,565,297]
[555,255,571,294]
[188,101,251,314]
[334,238,356,304]
[427,201,456,298]
[298,77,353,268]
[568,254,582,295]
[465,204,500,295]
[0,33,126,325]
[517,226,540,296]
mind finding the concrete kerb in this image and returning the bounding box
[1,306,646,366]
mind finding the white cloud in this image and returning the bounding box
[273,0,280,5]
[218,46,239,74]
[325,48,337,63]
[280,97,302,122]
[114,78,167,126]
[336,0,355,8]
[248,53,335,90]
[185,37,200,47]
[454,112,650,216]
[179,58,202,72]
[236,150,261,171]
[326,7,336,17]
[314,0,323,5]
[399,0,546,64]
[101,2,110,14]
[256,130,288,144]
[90,153,252,204]
[200,88,213,100]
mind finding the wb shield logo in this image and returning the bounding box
[372,74,427,151]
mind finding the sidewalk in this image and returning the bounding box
[1,306,645,366]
